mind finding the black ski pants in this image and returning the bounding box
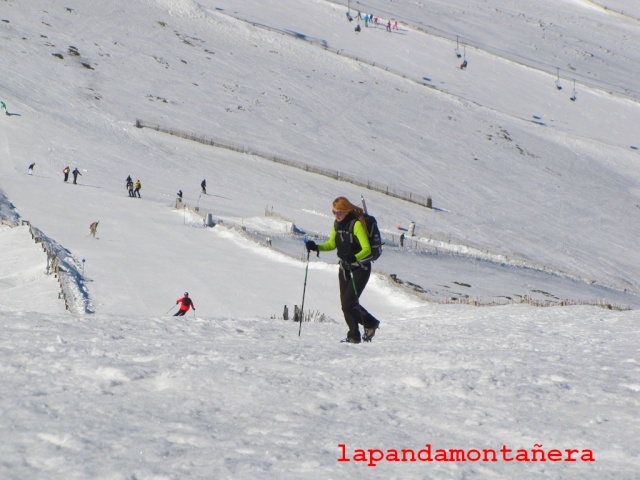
[174,309,187,316]
[339,264,379,341]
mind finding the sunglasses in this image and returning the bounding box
[332,210,347,216]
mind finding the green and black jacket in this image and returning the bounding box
[318,212,372,264]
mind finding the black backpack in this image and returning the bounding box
[344,213,382,262]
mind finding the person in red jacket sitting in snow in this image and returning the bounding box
[174,292,195,316]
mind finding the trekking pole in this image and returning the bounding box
[349,269,359,296]
[298,250,311,337]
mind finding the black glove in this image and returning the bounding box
[305,240,318,252]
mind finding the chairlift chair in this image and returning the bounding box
[459,45,467,69]
[455,35,462,58]
[555,67,563,90]
[570,80,577,101]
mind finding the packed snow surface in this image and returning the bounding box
[0,0,638,478]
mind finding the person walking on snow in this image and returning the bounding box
[174,292,195,316]
[305,196,380,344]
[134,180,141,198]
[201,179,207,194]
[28,163,35,175]
[72,167,82,184]
[126,175,134,197]
[87,221,99,238]
[63,166,70,182]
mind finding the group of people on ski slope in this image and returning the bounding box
[62,166,82,184]
[125,175,142,198]
[350,10,398,33]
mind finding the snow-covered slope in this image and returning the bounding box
[0,0,638,478]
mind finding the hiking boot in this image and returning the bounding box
[363,321,380,342]
[341,337,361,344]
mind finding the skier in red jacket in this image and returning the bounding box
[174,292,195,316]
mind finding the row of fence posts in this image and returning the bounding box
[137,119,433,210]
[24,221,73,311]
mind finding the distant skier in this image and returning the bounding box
[355,23,361,33]
[201,179,206,194]
[134,180,141,198]
[386,20,391,32]
[126,175,134,197]
[174,292,195,316]
[63,166,70,182]
[87,221,99,238]
[177,190,183,199]
[1,101,7,115]
[460,59,468,70]
[72,167,82,184]
[28,162,35,175]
